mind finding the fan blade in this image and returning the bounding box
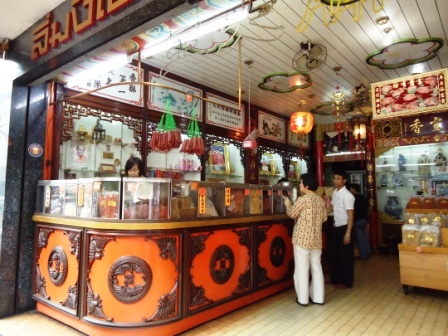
[306,58,323,70]
[295,54,311,72]
[309,45,324,58]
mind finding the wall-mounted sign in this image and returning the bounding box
[206,93,244,132]
[66,64,144,106]
[32,0,135,60]
[372,68,448,120]
[258,111,286,143]
[287,127,310,148]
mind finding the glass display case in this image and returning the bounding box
[197,181,225,218]
[249,184,263,215]
[225,183,250,216]
[171,180,198,220]
[375,143,448,220]
[59,116,141,179]
[122,178,170,220]
[77,178,120,218]
[261,185,273,214]
[38,180,78,216]
[272,185,292,214]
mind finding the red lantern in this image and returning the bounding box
[290,111,314,158]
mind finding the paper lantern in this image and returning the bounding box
[290,111,314,158]
[290,111,314,135]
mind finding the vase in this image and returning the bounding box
[384,196,402,219]
[398,154,406,171]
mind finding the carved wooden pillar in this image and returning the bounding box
[314,124,324,186]
[366,126,379,248]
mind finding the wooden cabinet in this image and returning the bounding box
[398,244,448,293]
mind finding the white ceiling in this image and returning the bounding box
[3,0,448,125]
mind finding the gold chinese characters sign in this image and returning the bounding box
[371,68,447,120]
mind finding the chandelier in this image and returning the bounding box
[297,0,385,33]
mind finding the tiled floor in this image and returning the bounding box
[0,254,447,336]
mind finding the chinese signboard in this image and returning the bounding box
[206,93,244,132]
[287,127,310,148]
[372,68,448,120]
[258,111,286,143]
[402,114,448,137]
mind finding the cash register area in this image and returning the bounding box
[1,253,447,336]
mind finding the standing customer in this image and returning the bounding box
[349,183,371,260]
[125,157,145,177]
[283,173,327,306]
[328,170,355,289]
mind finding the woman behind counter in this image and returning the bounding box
[283,173,327,307]
[125,157,145,177]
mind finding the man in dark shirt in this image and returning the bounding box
[349,183,371,260]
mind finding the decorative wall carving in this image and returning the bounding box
[88,236,115,269]
[107,256,152,304]
[373,119,402,139]
[256,226,272,284]
[143,280,178,322]
[48,246,68,286]
[64,231,80,259]
[269,236,286,267]
[147,236,178,271]
[87,279,113,322]
[61,284,78,309]
[209,245,235,285]
[37,228,53,256]
[62,102,143,152]
[231,228,250,249]
[190,283,213,308]
[190,232,213,264]
[35,264,50,299]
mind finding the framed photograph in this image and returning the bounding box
[70,141,91,169]
[258,111,286,143]
[209,144,230,174]
[103,151,114,159]
[287,161,300,180]
[260,153,276,175]
[99,164,117,173]
[433,180,448,196]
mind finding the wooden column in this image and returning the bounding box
[314,124,325,186]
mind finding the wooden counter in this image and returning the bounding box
[398,244,448,293]
[32,214,294,335]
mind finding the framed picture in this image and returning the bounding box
[258,111,286,143]
[287,161,300,180]
[287,128,310,148]
[70,141,91,169]
[209,144,230,174]
[99,164,117,173]
[433,180,448,196]
[260,153,276,175]
[103,151,114,159]
[206,93,245,132]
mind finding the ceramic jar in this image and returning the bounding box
[384,196,402,219]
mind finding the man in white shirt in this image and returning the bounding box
[327,170,355,289]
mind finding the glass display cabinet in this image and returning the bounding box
[272,185,292,214]
[375,143,448,220]
[59,116,141,179]
[37,180,79,216]
[225,183,250,216]
[171,180,198,220]
[197,181,225,218]
[122,177,170,220]
[78,177,121,219]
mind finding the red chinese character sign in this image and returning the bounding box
[372,68,448,120]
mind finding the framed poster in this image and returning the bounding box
[66,64,144,106]
[69,141,91,169]
[209,144,230,174]
[372,68,448,120]
[206,93,245,132]
[148,72,203,121]
[259,153,276,175]
[258,111,286,143]
[287,127,310,148]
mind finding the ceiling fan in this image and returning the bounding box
[292,41,327,73]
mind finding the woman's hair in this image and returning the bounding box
[300,173,319,191]
[125,157,145,177]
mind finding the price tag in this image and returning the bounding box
[225,188,231,206]
[199,194,206,214]
[78,184,84,207]
[191,182,198,190]
[244,189,250,196]
[44,186,50,208]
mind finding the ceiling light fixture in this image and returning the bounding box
[142,7,249,58]
[375,16,389,25]
[297,0,385,33]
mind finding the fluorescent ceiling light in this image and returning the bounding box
[142,7,248,58]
